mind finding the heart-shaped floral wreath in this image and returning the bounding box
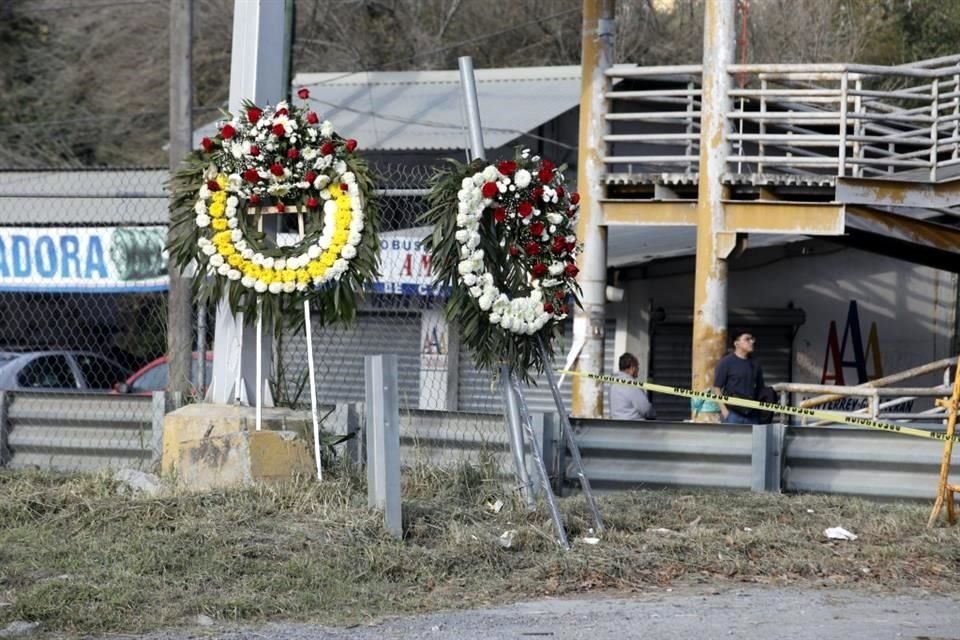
[169,88,380,323]
[422,148,581,377]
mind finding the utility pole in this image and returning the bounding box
[572,0,615,418]
[168,0,193,405]
[690,0,735,404]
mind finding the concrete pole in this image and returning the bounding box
[691,0,736,408]
[207,1,291,405]
[571,0,614,418]
[167,0,193,405]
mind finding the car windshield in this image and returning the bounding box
[129,358,213,392]
[0,354,18,371]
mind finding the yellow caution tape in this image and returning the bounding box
[560,370,960,444]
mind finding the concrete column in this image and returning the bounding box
[691,0,736,406]
[207,1,291,405]
[572,0,615,418]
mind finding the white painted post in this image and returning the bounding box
[207,0,291,406]
[365,355,402,538]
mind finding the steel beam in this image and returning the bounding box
[723,201,845,235]
[836,177,960,209]
[601,200,698,226]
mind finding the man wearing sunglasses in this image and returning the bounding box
[712,330,765,425]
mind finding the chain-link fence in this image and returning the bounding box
[0,162,597,475]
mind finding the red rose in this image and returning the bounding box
[556,186,565,198]
[532,263,548,277]
[248,194,261,205]
[532,186,544,201]
[340,182,348,191]
[249,145,260,157]
[568,207,578,217]
[560,304,569,314]
[304,170,317,184]
[564,263,579,277]
[530,222,545,236]
[481,182,498,199]
[551,243,565,255]
[306,197,319,208]
[345,139,358,152]
[525,241,540,257]
[570,192,580,204]
[220,124,236,140]
[247,108,262,124]
[554,290,565,300]
[497,160,517,175]
[206,180,220,192]
[297,87,310,100]
[200,137,214,153]
[242,168,260,183]
[269,163,284,177]
[307,111,319,124]
[493,207,506,223]
[538,168,553,184]
[275,203,285,213]
[320,142,335,156]
[518,201,533,217]
[541,159,555,172]
[271,123,286,137]
[276,107,289,116]
[509,246,520,257]
[566,241,576,252]
[287,148,299,159]
[543,302,555,314]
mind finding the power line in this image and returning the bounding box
[14,0,160,13]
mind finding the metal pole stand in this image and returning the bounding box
[509,370,569,550]
[928,356,960,527]
[500,365,535,508]
[537,336,604,535]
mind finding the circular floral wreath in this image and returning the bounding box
[169,88,379,322]
[423,148,581,375]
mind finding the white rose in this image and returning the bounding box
[489,313,501,324]
[549,263,564,276]
[515,169,532,188]
[313,175,331,190]
[341,171,355,184]
[478,294,493,311]
[482,165,499,181]
[320,121,334,137]
[209,254,225,267]
[546,213,564,225]
[455,229,469,243]
[303,147,317,160]
[333,160,347,175]
[462,273,477,286]
[469,285,483,298]
[341,245,357,259]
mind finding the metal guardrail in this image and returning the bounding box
[0,390,165,472]
[568,417,946,502]
[605,57,960,182]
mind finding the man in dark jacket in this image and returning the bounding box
[712,330,764,424]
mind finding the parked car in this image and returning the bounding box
[0,351,130,391]
[114,351,213,396]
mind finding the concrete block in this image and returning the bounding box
[162,403,314,490]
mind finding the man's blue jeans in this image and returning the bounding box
[722,411,754,425]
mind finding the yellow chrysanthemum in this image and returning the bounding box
[216,175,228,189]
[213,231,232,245]
[332,230,348,246]
[209,201,226,217]
[307,262,323,277]
[319,253,335,268]
[227,254,243,267]
[218,244,235,257]
[296,269,310,284]
[281,269,296,283]
[211,218,228,231]
[328,185,343,199]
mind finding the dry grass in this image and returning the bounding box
[1,463,959,635]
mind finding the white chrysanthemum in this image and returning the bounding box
[227,217,239,229]
[227,269,241,281]
[194,201,207,214]
[514,169,532,188]
[242,248,254,260]
[254,280,268,293]
[268,282,283,294]
[320,121,334,137]
[209,254,225,267]
[195,214,211,228]
[341,245,357,259]
[201,244,217,256]
[241,276,255,288]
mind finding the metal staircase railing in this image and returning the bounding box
[604,57,960,185]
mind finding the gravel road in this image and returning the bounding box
[85,585,960,640]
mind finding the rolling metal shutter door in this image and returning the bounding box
[280,311,422,408]
[457,318,617,415]
[649,311,799,421]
